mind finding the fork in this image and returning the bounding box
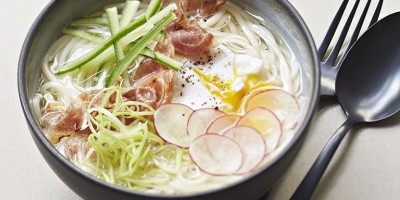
[320,0,383,97]
[288,1,385,200]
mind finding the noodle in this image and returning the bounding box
[34,0,306,195]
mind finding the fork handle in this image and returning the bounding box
[290,118,355,200]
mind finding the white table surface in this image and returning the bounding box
[2,0,400,199]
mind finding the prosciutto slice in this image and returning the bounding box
[182,0,227,17]
[125,69,175,109]
[166,20,213,57]
[163,0,227,17]
[125,40,175,109]
[161,0,220,57]
[42,107,87,133]
[41,106,90,144]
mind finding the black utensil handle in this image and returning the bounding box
[290,118,355,200]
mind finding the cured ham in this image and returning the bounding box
[162,0,220,57]
[56,135,91,164]
[41,106,90,144]
[168,20,213,56]
[163,0,227,17]
[126,57,175,109]
[182,0,227,17]
[42,107,86,132]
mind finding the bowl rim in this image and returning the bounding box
[18,0,320,198]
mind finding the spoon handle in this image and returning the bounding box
[290,119,355,200]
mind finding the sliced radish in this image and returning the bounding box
[237,107,282,154]
[187,108,225,141]
[154,103,193,148]
[223,126,266,174]
[189,134,243,175]
[206,114,241,134]
[245,89,300,127]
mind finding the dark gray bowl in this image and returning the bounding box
[18,0,320,199]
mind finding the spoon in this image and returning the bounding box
[291,12,400,200]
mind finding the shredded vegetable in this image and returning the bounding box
[81,86,189,190]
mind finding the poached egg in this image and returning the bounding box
[172,45,267,112]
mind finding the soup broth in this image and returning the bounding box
[33,0,307,194]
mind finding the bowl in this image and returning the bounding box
[18,0,320,199]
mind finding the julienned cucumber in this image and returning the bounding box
[106,7,124,60]
[62,27,105,44]
[120,0,140,27]
[105,12,176,87]
[55,3,177,76]
[71,17,109,26]
[55,16,147,75]
[140,48,182,71]
[145,0,163,19]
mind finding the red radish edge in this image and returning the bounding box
[237,107,283,154]
[244,89,300,127]
[187,108,225,140]
[189,133,244,176]
[154,103,194,149]
[223,125,266,174]
[205,114,241,135]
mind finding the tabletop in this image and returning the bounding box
[1,0,400,199]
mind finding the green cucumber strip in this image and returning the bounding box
[63,27,105,44]
[106,7,130,87]
[152,52,182,71]
[145,0,163,19]
[155,31,166,43]
[83,24,153,77]
[105,12,175,87]
[71,17,109,26]
[140,48,156,58]
[55,3,177,76]
[56,15,147,75]
[106,7,124,60]
[120,0,140,27]
[140,48,182,71]
[146,3,176,25]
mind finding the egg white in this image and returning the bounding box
[172,45,264,112]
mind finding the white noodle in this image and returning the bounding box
[35,0,305,195]
[32,94,43,119]
[225,2,258,46]
[205,8,226,27]
[41,81,71,107]
[249,24,293,93]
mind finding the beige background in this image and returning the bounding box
[2,0,400,199]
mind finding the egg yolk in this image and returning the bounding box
[193,69,269,112]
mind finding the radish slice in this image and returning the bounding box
[206,114,241,134]
[237,107,282,154]
[223,126,266,174]
[187,108,224,141]
[154,103,193,148]
[189,134,243,175]
[245,89,299,127]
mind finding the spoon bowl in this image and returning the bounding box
[291,12,400,200]
[337,12,400,122]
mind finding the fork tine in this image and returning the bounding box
[318,0,349,60]
[336,0,371,67]
[325,0,360,66]
[369,0,383,27]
